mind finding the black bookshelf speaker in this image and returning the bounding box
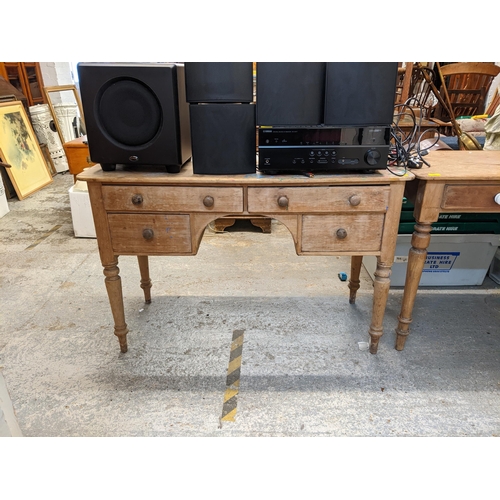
[77,62,191,173]
[185,62,253,103]
[324,62,399,126]
[256,62,326,126]
[189,103,256,174]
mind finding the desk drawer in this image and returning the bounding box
[102,185,243,213]
[247,186,390,213]
[301,214,385,252]
[108,214,192,254]
[442,184,500,211]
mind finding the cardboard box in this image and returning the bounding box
[68,180,96,238]
[363,234,500,287]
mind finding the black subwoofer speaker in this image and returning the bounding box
[324,62,398,126]
[77,62,191,172]
[189,103,256,175]
[185,62,253,103]
[256,62,326,126]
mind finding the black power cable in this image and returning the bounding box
[389,98,440,176]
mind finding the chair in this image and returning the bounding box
[394,63,439,119]
[433,62,500,122]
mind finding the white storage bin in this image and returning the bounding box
[68,180,96,238]
[488,247,500,285]
[0,174,9,219]
[363,234,500,287]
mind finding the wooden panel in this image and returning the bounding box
[102,185,243,213]
[108,214,192,254]
[247,186,390,213]
[441,184,500,211]
[301,214,385,253]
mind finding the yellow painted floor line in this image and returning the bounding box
[25,225,62,250]
[220,329,245,424]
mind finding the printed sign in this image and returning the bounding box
[394,252,460,272]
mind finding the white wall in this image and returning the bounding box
[39,62,76,104]
[39,62,73,86]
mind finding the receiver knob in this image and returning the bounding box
[365,149,381,166]
[494,193,500,205]
[277,195,289,208]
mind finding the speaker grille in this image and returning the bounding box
[97,79,162,146]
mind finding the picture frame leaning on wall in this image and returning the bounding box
[0,100,53,200]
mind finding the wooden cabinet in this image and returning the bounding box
[63,136,95,180]
[0,63,45,106]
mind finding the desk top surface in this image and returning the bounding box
[410,150,500,181]
[78,162,413,186]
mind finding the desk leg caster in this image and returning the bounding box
[368,336,380,354]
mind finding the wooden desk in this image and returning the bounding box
[396,150,500,350]
[78,163,413,354]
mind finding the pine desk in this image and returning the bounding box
[78,163,413,354]
[396,150,500,350]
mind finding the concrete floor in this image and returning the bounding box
[1,170,500,438]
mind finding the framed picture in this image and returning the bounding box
[0,101,53,200]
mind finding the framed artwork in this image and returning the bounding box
[0,101,53,200]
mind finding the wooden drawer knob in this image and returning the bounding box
[142,228,154,240]
[203,196,214,208]
[277,195,289,208]
[132,194,143,205]
[494,193,500,205]
[349,194,361,206]
[336,228,348,239]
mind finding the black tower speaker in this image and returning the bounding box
[324,62,398,126]
[256,62,326,126]
[185,62,253,103]
[77,62,191,173]
[189,103,256,175]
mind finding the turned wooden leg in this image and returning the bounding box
[348,255,363,304]
[368,259,392,354]
[395,223,432,351]
[103,259,129,353]
[137,255,152,304]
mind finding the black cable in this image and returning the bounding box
[390,99,439,171]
